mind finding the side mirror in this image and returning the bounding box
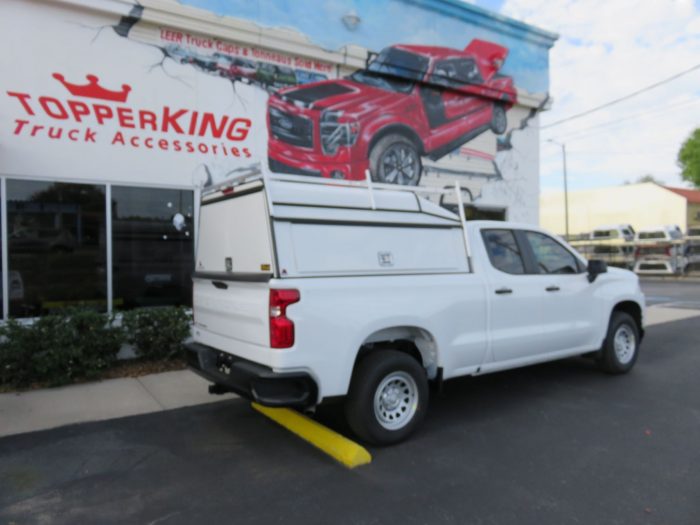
[587,259,608,283]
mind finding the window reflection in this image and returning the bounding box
[0,185,2,319]
[112,186,194,309]
[7,180,107,316]
[482,229,525,275]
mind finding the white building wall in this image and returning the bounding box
[540,183,688,235]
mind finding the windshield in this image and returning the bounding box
[350,47,429,93]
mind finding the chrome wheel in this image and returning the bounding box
[373,371,418,430]
[614,324,636,365]
[378,144,420,186]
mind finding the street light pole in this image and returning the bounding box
[548,139,569,240]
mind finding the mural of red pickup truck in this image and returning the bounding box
[267,39,517,185]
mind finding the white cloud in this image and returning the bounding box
[500,0,700,190]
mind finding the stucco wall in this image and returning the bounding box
[540,183,688,235]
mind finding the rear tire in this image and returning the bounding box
[598,312,640,374]
[345,350,428,446]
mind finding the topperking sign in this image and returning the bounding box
[8,73,253,159]
[0,0,336,188]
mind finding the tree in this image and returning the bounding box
[678,128,700,188]
[635,174,662,184]
[622,174,662,185]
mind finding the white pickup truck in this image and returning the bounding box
[187,169,645,445]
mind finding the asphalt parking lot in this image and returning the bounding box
[1,283,699,525]
[641,278,700,309]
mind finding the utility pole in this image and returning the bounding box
[548,139,569,240]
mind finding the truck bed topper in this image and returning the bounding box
[197,164,473,279]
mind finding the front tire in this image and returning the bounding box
[369,134,422,186]
[598,312,640,374]
[345,350,428,445]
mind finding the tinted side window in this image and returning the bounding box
[455,58,483,84]
[525,231,580,274]
[432,59,483,88]
[431,59,459,88]
[482,229,526,274]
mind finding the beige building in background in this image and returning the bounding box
[540,182,700,236]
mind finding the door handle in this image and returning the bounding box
[545,285,560,292]
[495,287,513,295]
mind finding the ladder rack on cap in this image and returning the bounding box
[199,163,473,271]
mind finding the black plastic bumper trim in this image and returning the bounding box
[185,342,317,409]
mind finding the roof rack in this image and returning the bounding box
[202,163,465,197]
[201,164,263,197]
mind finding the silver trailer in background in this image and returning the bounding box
[633,226,687,275]
[569,224,700,275]
[590,224,636,243]
[570,239,635,270]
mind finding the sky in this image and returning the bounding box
[481,0,700,192]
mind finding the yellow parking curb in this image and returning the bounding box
[251,402,372,469]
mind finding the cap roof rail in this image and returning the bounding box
[202,163,460,197]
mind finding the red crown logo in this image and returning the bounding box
[52,73,131,103]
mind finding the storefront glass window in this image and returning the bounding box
[111,186,194,310]
[7,180,106,317]
[0,184,3,320]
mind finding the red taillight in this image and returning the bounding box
[665,246,672,256]
[269,289,300,349]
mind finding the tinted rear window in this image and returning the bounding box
[593,230,618,238]
[639,232,665,239]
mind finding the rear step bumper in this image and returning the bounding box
[185,342,318,409]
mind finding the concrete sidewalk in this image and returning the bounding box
[1,304,699,439]
[0,370,235,438]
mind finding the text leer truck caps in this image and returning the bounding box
[187,166,646,445]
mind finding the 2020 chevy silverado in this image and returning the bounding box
[267,39,516,185]
[187,171,645,445]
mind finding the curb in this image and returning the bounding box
[252,402,372,469]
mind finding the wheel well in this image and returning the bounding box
[613,301,644,337]
[368,125,425,156]
[354,326,438,379]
